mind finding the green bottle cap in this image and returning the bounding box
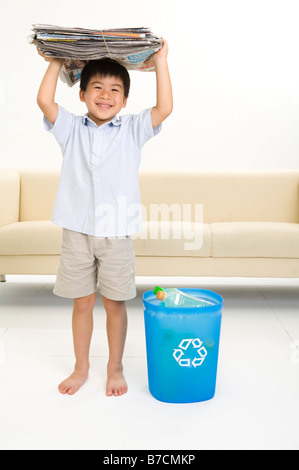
[153,286,164,295]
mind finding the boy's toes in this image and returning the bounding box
[58,383,67,394]
[106,368,128,397]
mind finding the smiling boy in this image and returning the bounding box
[78,58,130,126]
[82,76,124,124]
[37,42,173,396]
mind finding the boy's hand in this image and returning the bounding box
[37,47,64,64]
[145,39,168,68]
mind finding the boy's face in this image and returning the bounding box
[79,74,127,127]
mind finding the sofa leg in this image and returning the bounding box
[0,275,6,282]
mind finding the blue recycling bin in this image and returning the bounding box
[142,288,223,403]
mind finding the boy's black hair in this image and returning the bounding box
[80,59,130,98]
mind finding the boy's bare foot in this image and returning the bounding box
[58,363,89,395]
[106,364,128,397]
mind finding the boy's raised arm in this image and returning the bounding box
[36,49,64,125]
[146,40,173,128]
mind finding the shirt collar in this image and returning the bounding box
[82,114,122,128]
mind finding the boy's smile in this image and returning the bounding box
[79,74,127,127]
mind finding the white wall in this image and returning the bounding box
[0,0,299,171]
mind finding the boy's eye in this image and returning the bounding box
[112,89,119,92]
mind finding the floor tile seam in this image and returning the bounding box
[0,327,9,339]
[260,290,297,346]
[0,284,49,328]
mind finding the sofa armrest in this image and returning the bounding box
[0,169,20,228]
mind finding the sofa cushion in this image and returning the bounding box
[19,169,59,222]
[0,169,20,228]
[133,221,211,257]
[211,222,299,258]
[139,171,299,224]
[0,221,62,255]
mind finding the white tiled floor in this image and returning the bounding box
[0,275,299,450]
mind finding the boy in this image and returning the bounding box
[36,41,173,396]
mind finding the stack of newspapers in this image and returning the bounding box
[28,24,163,86]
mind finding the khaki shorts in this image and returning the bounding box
[54,228,136,301]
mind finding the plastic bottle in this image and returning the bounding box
[153,286,212,308]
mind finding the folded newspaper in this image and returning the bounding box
[28,24,163,87]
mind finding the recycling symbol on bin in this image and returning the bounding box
[173,338,207,368]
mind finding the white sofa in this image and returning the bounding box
[1,168,299,280]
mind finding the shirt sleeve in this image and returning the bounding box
[129,108,162,149]
[43,105,75,154]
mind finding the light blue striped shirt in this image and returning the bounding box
[44,105,161,236]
